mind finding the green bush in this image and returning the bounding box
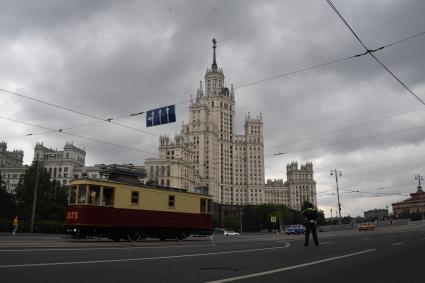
[33,220,65,234]
[0,218,12,232]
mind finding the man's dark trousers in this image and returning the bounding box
[304,222,319,246]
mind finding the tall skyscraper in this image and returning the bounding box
[145,39,265,204]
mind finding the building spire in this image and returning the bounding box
[212,38,218,71]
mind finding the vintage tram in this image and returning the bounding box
[65,178,213,241]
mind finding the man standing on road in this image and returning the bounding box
[12,216,19,235]
[302,202,319,247]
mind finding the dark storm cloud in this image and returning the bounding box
[1,0,424,216]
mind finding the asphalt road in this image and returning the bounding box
[1,222,424,283]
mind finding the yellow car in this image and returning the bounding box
[358,223,376,231]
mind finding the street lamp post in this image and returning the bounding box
[330,169,342,222]
[414,173,424,221]
[30,161,42,233]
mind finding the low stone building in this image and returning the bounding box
[264,161,317,210]
[392,187,425,218]
[33,141,86,186]
[144,134,197,191]
[0,142,27,193]
[364,208,389,220]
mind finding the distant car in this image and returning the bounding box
[285,224,305,235]
[224,230,240,236]
[358,223,376,231]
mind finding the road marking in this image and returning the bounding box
[321,242,331,245]
[392,242,404,246]
[0,243,216,252]
[205,249,376,283]
[0,244,290,269]
[274,241,291,248]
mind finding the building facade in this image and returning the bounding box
[364,208,389,220]
[264,161,317,210]
[0,142,27,193]
[33,142,86,186]
[145,39,265,204]
[0,141,24,168]
[144,135,197,191]
[392,187,425,217]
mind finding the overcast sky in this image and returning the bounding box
[1,0,425,217]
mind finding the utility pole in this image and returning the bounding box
[330,169,342,222]
[414,173,424,221]
[30,161,42,233]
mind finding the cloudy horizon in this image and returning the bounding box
[1,0,425,217]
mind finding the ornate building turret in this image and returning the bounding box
[205,38,225,96]
[0,141,6,154]
[196,81,204,100]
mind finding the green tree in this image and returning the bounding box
[0,173,17,231]
[14,162,68,233]
[240,204,304,232]
[317,210,326,226]
[224,214,238,231]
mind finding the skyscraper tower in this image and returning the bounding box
[145,39,265,205]
[188,39,236,203]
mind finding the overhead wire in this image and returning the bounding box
[1,28,424,144]
[326,0,425,106]
[0,116,160,157]
[313,155,425,172]
[266,106,425,151]
[0,115,215,176]
[268,122,425,156]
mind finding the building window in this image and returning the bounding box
[131,191,139,205]
[168,195,175,207]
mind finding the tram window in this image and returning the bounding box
[88,185,101,205]
[69,185,77,205]
[103,187,115,206]
[168,195,175,208]
[200,198,207,213]
[78,185,87,204]
[207,199,212,214]
[131,191,139,205]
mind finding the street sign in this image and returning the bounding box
[271,216,277,223]
[146,105,176,127]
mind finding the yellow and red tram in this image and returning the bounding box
[65,179,213,241]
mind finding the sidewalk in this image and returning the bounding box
[0,232,65,238]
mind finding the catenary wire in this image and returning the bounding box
[0,31,425,148]
[268,122,425,156]
[0,116,159,157]
[0,115,212,173]
[2,29,425,141]
[266,106,425,151]
[326,0,425,106]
